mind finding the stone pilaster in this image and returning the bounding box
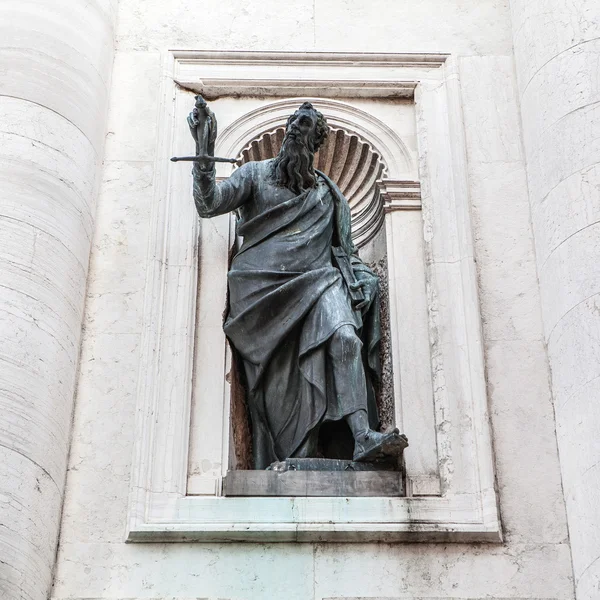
[510,1,600,598]
[0,2,117,598]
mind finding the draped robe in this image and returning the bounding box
[193,159,381,468]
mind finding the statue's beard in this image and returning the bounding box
[273,135,316,195]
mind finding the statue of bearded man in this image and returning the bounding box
[189,99,406,469]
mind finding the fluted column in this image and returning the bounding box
[0,2,117,598]
[510,1,600,598]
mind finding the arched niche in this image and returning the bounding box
[216,98,414,249]
[216,97,413,178]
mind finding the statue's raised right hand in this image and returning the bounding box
[188,95,211,140]
[187,107,200,142]
[187,96,217,163]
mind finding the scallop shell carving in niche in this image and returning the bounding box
[239,127,388,247]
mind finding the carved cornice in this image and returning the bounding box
[173,51,449,100]
[172,50,450,68]
[179,79,417,100]
[378,180,422,212]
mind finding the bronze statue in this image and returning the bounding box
[183,96,407,469]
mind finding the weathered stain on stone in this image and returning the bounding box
[369,255,396,431]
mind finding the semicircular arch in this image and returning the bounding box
[216,97,413,179]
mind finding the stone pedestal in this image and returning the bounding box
[223,458,405,497]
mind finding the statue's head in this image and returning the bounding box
[273,102,330,194]
[284,102,329,152]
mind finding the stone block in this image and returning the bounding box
[223,460,404,497]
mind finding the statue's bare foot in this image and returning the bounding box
[353,428,409,462]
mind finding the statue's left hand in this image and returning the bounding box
[350,273,378,313]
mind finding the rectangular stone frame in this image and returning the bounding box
[127,51,501,542]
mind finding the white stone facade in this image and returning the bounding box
[0,2,597,600]
[510,2,600,598]
[0,2,117,599]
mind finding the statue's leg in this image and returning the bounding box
[346,407,370,436]
[328,326,408,461]
[327,324,369,419]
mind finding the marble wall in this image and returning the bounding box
[48,1,575,599]
[0,2,117,599]
[510,2,600,598]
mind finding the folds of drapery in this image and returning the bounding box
[224,179,381,468]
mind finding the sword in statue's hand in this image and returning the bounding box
[171,95,241,166]
[170,155,239,164]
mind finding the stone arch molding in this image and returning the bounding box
[216,98,414,246]
[216,97,414,179]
